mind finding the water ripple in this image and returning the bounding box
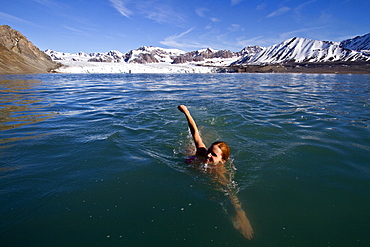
[1,73,369,246]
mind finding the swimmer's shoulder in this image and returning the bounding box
[196,147,207,157]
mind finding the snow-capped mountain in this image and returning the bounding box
[46,33,370,70]
[340,33,370,52]
[45,46,243,65]
[124,46,185,63]
[233,45,264,64]
[45,49,95,62]
[45,46,186,64]
[171,47,243,64]
[233,36,370,65]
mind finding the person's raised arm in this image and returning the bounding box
[178,105,207,154]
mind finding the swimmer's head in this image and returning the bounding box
[205,141,230,164]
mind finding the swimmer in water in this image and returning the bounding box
[177,105,254,240]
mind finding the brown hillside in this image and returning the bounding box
[0,25,57,74]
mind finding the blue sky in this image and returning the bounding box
[1,0,369,53]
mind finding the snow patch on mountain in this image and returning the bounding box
[124,46,186,63]
[234,37,370,65]
[45,49,95,62]
[340,33,370,56]
[45,46,187,64]
[232,46,264,64]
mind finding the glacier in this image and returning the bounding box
[45,46,240,73]
[53,60,219,74]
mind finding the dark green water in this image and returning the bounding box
[1,73,369,247]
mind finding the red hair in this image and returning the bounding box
[212,141,230,161]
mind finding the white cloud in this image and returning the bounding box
[160,28,194,47]
[160,28,211,50]
[256,3,266,11]
[295,0,317,14]
[231,0,244,6]
[0,11,40,27]
[138,2,185,23]
[236,36,266,47]
[62,25,84,33]
[235,26,328,48]
[109,0,184,24]
[210,17,221,22]
[278,26,327,40]
[266,7,291,18]
[109,0,132,18]
[195,8,209,17]
[31,0,65,8]
[228,24,245,32]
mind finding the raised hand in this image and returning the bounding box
[177,105,188,113]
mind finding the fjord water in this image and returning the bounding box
[1,73,369,247]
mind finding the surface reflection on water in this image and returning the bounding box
[0,73,369,246]
[0,79,55,145]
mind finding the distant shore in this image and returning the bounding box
[38,61,370,75]
[219,61,370,74]
[1,61,369,75]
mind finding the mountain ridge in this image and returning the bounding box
[46,33,370,68]
[233,36,370,65]
[0,25,57,74]
[340,34,370,51]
